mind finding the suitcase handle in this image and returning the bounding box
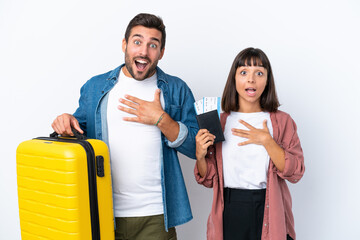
[50,128,86,140]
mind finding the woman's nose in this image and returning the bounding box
[247,75,255,83]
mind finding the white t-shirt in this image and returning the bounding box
[107,69,165,217]
[222,111,273,189]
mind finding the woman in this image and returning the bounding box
[195,47,304,240]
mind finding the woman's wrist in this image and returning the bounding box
[196,154,206,162]
[262,133,274,147]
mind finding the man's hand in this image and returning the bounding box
[118,89,164,125]
[52,113,83,136]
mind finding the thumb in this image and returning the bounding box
[71,117,84,134]
[263,119,269,131]
[154,89,161,102]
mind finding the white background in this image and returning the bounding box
[1,0,359,239]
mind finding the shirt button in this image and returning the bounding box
[210,152,213,155]
[266,205,269,208]
[264,223,267,227]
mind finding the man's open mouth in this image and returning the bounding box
[135,59,149,71]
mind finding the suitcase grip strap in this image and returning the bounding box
[50,128,86,140]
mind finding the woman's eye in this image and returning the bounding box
[134,40,140,45]
[256,72,263,76]
[150,43,157,48]
[240,71,246,75]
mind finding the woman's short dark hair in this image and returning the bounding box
[124,13,166,50]
[221,47,280,113]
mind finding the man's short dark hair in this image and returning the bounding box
[125,13,166,50]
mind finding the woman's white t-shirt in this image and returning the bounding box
[222,111,273,189]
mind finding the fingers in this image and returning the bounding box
[202,140,214,149]
[231,128,249,137]
[196,129,215,160]
[239,119,255,129]
[122,116,140,122]
[196,129,215,139]
[52,113,81,136]
[196,129,210,138]
[62,115,73,136]
[51,121,60,135]
[118,105,137,116]
[199,134,216,146]
[71,118,84,134]
[52,114,71,135]
[238,140,252,146]
[124,94,142,104]
[196,129,216,146]
[119,98,139,109]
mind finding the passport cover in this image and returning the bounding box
[196,110,225,143]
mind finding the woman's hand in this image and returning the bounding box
[195,129,216,178]
[195,129,216,160]
[232,119,285,171]
[231,119,272,146]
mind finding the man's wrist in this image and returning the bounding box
[154,112,165,126]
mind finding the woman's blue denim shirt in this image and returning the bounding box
[73,64,199,230]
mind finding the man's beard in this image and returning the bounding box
[124,51,158,81]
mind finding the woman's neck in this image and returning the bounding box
[238,103,262,113]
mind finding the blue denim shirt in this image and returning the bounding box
[73,64,199,230]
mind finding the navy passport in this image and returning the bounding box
[196,110,225,143]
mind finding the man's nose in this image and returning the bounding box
[138,45,148,56]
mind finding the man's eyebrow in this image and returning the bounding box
[150,37,160,43]
[131,34,143,39]
[131,34,160,43]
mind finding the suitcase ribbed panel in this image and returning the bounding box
[17,138,114,240]
[17,140,92,239]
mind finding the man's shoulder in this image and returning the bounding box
[157,67,189,88]
[81,65,122,89]
[88,65,122,82]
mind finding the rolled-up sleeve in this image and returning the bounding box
[194,146,217,188]
[276,117,305,183]
[167,122,188,148]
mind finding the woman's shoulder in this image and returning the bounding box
[271,110,292,120]
[270,110,298,133]
[220,111,230,120]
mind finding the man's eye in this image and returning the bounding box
[150,43,157,48]
[134,40,140,45]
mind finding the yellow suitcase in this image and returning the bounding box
[16,132,114,240]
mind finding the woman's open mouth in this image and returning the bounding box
[245,88,256,97]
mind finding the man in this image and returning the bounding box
[52,13,198,240]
